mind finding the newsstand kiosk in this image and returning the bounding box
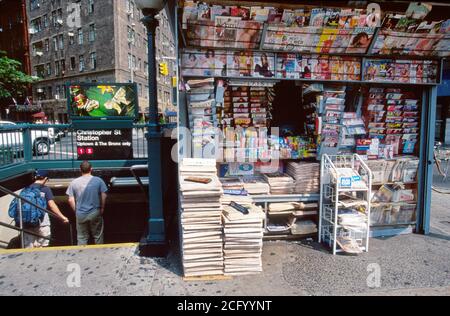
[169,0,450,275]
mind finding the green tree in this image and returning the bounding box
[0,51,36,100]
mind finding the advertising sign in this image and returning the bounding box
[68,83,139,120]
[76,129,133,160]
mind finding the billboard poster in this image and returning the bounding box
[76,129,133,160]
[68,84,138,120]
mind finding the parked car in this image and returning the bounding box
[0,121,55,155]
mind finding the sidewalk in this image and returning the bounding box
[0,202,449,296]
[1,183,449,296]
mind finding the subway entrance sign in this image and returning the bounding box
[67,83,139,161]
[76,129,133,160]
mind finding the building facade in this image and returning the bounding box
[0,0,31,74]
[27,0,175,123]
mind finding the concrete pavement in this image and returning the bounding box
[0,184,449,296]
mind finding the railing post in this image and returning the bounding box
[23,126,33,162]
[18,199,24,249]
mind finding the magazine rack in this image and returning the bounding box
[319,154,372,255]
[185,20,377,55]
[181,49,363,82]
[370,29,450,58]
[363,58,441,84]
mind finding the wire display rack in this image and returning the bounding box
[319,154,372,255]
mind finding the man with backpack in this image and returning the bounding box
[66,161,108,245]
[9,170,69,248]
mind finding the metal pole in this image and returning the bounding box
[142,9,166,245]
[18,199,24,249]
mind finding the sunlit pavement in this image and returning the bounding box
[0,175,449,296]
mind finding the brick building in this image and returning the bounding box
[27,0,175,123]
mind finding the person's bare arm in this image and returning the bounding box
[68,196,76,213]
[100,193,107,215]
[48,200,69,223]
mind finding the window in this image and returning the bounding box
[43,15,49,28]
[79,55,85,72]
[55,60,60,76]
[88,0,95,14]
[51,11,57,27]
[126,0,135,19]
[58,34,64,50]
[70,57,76,70]
[45,39,49,52]
[128,53,132,70]
[46,63,51,76]
[90,52,97,69]
[53,36,58,51]
[30,0,40,11]
[69,34,74,45]
[89,24,96,42]
[128,26,135,45]
[78,28,83,45]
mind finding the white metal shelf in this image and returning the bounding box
[319,154,372,255]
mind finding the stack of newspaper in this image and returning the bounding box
[263,173,295,195]
[179,158,224,277]
[286,162,321,194]
[268,202,318,216]
[242,176,270,195]
[222,204,265,276]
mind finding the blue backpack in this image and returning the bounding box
[8,187,47,228]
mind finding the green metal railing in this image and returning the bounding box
[0,123,152,179]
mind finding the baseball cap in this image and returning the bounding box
[35,170,49,178]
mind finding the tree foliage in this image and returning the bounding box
[0,51,36,100]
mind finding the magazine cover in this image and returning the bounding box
[268,8,283,24]
[230,6,250,20]
[236,21,263,49]
[215,16,241,48]
[294,9,308,27]
[412,33,443,56]
[343,58,361,81]
[200,20,215,47]
[182,0,199,29]
[395,61,411,83]
[227,51,253,77]
[324,8,340,27]
[282,9,296,26]
[301,55,313,79]
[276,53,302,79]
[317,28,339,53]
[330,56,344,81]
[252,53,275,78]
[423,60,438,83]
[200,50,221,76]
[381,14,405,30]
[181,50,204,76]
[405,2,432,20]
[312,56,331,80]
[433,37,450,57]
[250,6,270,22]
[338,9,352,28]
[329,29,352,53]
[309,8,325,27]
[215,50,228,77]
[439,19,450,34]
[211,5,230,20]
[197,2,211,21]
[346,27,374,54]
